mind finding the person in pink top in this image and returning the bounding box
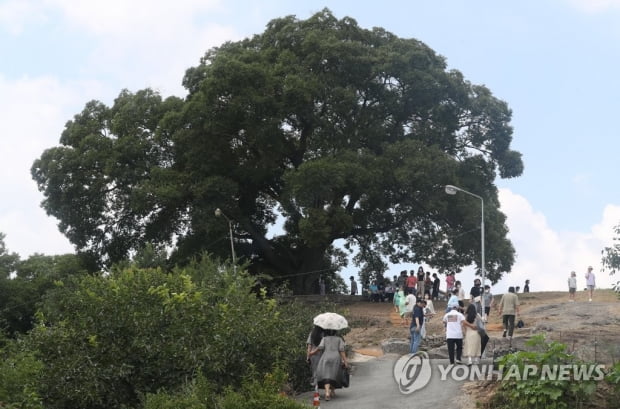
[406,271,418,297]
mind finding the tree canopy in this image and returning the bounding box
[32,9,523,292]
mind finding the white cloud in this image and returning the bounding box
[0,74,101,258]
[45,0,240,97]
[497,188,619,292]
[0,0,46,35]
[567,0,620,13]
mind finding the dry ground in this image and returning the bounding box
[341,289,620,408]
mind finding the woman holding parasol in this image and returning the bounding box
[308,312,349,401]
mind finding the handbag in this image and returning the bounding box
[476,317,487,338]
[516,319,524,328]
[340,366,350,388]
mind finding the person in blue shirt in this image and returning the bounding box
[410,299,426,354]
[446,288,459,313]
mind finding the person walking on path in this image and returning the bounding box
[309,329,349,401]
[443,304,465,364]
[349,276,358,296]
[585,266,596,302]
[469,278,483,315]
[568,271,577,301]
[446,288,460,313]
[482,285,494,322]
[404,289,416,325]
[410,299,426,354]
[461,304,482,365]
[498,286,520,340]
[394,286,408,326]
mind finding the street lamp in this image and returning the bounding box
[214,208,237,268]
[445,184,485,314]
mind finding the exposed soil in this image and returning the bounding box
[341,289,620,408]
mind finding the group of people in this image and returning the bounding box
[353,267,443,303]
[442,284,521,365]
[568,266,597,302]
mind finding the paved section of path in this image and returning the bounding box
[297,354,485,408]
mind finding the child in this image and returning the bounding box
[568,271,577,302]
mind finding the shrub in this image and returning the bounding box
[0,336,43,409]
[490,334,599,409]
[26,254,323,409]
[143,369,307,409]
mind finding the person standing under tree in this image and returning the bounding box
[432,273,440,300]
[416,267,425,297]
[585,266,596,302]
[349,276,358,296]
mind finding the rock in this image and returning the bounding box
[381,338,410,355]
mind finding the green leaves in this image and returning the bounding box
[32,8,523,292]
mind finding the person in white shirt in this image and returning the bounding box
[585,266,596,302]
[567,271,577,302]
[404,290,417,325]
[442,306,465,364]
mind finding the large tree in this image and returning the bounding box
[32,9,523,293]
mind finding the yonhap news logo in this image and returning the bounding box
[393,352,432,394]
[393,355,606,394]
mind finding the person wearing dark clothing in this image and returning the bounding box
[469,279,483,315]
[410,299,426,354]
[432,273,440,300]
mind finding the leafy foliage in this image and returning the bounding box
[32,9,523,292]
[0,336,43,409]
[0,252,91,337]
[601,223,620,293]
[490,334,599,409]
[27,255,321,409]
[143,369,307,409]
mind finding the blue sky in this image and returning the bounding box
[1,0,619,292]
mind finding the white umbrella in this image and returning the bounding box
[313,312,348,330]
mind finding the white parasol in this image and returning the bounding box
[313,312,348,330]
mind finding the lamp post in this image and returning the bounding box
[215,208,237,268]
[445,184,485,314]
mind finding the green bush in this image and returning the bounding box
[490,334,599,409]
[0,336,43,409]
[143,369,307,409]
[26,255,322,409]
[606,362,620,403]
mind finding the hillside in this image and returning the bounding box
[344,289,620,362]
